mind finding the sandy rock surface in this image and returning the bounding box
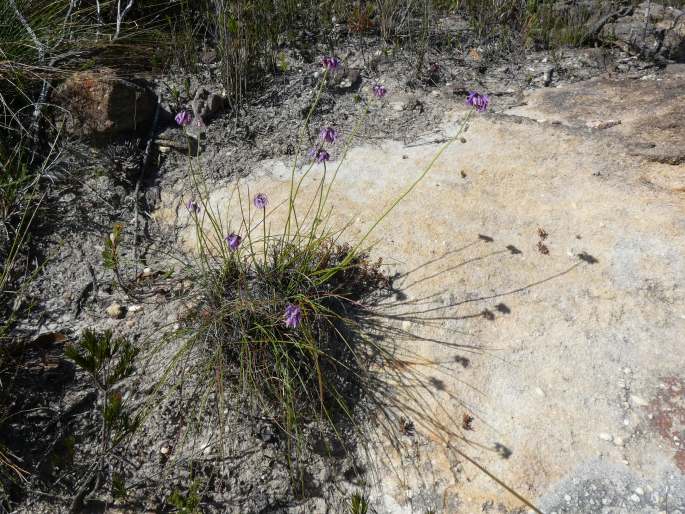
[153,70,685,513]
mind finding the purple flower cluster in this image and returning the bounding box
[253,193,269,210]
[321,57,341,72]
[307,126,337,164]
[308,147,330,164]
[319,127,338,144]
[175,110,193,126]
[284,303,302,328]
[186,199,200,214]
[372,84,387,98]
[225,232,242,251]
[466,92,490,112]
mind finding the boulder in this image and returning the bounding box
[600,2,685,62]
[54,68,157,140]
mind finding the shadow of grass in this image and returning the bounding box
[345,235,599,512]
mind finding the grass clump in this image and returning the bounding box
[454,0,601,51]
[348,492,370,514]
[189,234,389,444]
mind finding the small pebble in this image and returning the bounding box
[128,304,143,313]
[613,437,624,446]
[629,494,640,503]
[535,387,545,397]
[160,446,169,455]
[599,433,613,441]
[106,302,125,319]
[635,487,644,496]
[631,395,649,406]
[142,267,153,277]
[564,494,571,502]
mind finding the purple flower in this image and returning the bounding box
[284,304,302,328]
[372,84,387,98]
[253,193,269,210]
[308,148,330,164]
[466,92,490,112]
[225,233,242,251]
[321,57,341,72]
[186,199,200,214]
[319,127,338,144]
[175,110,193,126]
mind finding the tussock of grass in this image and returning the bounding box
[187,237,389,437]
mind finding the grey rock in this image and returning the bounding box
[192,86,225,124]
[600,2,685,62]
[333,68,361,92]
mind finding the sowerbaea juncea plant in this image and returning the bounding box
[170,58,489,473]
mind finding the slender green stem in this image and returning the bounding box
[318,108,475,284]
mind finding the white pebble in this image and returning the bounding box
[599,433,613,441]
[631,395,648,406]
[106,302,125,319]
[160,446,169,455]
[613,437,624,446]
[635,487,644,496]
[629,494,640,503]
[564,494,571,502]
[535,387,545,397]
